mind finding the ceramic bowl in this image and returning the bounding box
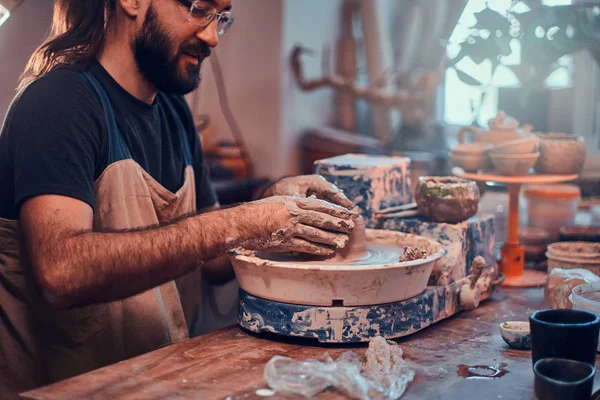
[524,244,548,262]
[534,133,586,174]
[229,230,446,307]
[519,227,550,246]
[559,227,600,243]
[450,152,487,172]
[415,177,480,223]
[452,143,493,156]
[489,137,540,155]
[499,321,531,350]
[489,152,540,176]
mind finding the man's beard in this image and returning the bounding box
[133,4,211,95]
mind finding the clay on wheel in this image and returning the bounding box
[265,215,427,267]
[327,215,367,262]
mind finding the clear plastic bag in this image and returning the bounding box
[264,337,445,399]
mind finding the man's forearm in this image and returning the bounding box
[30,203,265,308]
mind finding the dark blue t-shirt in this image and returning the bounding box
[0,61,217,219]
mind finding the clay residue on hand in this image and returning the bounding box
[399,246,429,262]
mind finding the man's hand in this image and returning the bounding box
[242,195,359,256]
[262,175,354,209]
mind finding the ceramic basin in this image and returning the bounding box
[450,152,488,172]
[229,230,445,307]
[452,143,493,156]
[489,152,539,176]
[489,137,539,155]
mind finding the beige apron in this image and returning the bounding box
[0,71,203,397]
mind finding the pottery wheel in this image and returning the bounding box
[229,217,446,307]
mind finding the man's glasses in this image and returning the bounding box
[176,0,234,35]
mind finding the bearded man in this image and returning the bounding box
[0,0,357,396]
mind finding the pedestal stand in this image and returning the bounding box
[454,169,578,287]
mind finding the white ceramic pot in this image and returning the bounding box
[229,230,445,307]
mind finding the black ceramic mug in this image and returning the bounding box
[530,309,600,366]
[534,358,595,400]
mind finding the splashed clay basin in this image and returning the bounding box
[229,229,445,307]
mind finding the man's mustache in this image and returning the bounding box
[179,41,211,59]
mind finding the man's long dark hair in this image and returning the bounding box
[18,0,116,90]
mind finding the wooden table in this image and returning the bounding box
[22,288,600,400]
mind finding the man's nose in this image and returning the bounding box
[196,18,219,48]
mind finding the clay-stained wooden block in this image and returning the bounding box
[314,153,413,227]
[381,214,497,285]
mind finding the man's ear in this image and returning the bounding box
[118,0,146,18]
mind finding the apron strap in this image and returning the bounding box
[80,70,133,164]
[158,93,193,167]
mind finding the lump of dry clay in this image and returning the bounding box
[363,336,404,373]
[399,246,429,262]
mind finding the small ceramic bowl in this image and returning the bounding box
[519,227,550,246]
[452,143,493,156]
[499,321,531,350]
[450,152,487,172]
[559,226,600,243]
[534,133,586,174]
[489,137,540,155]
[524,244,548,262]
[489,152,540,176]
[415,176,480,223]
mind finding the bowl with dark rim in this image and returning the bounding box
[499,321,531,350]
[559,226,600,243]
